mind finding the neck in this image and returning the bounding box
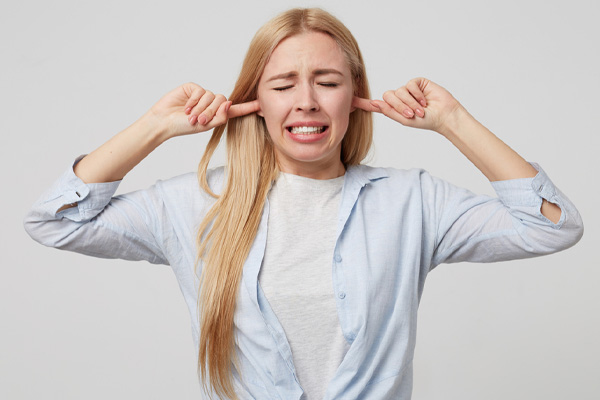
[277,159,346,180]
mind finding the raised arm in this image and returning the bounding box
[359,78,561,223]
[73,83,259,184]
[56,83,259,213]
[25,83,260,261]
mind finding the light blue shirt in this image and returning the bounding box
[24,158,583,399]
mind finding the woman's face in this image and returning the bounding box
[257,31,355,179]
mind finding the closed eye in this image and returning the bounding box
[319,83,338,87]
[274,86,293,91]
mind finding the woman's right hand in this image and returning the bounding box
[71,83,260,185]
[148,82,260,140]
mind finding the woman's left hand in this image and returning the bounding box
[358,78,463,135]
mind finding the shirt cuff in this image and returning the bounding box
[490,162,564,227]
[51,155,121,222]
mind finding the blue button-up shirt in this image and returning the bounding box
[24,159,583,399]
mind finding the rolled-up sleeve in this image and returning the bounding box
[24,156,169,265]
[430,162,584,268]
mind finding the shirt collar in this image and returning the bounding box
[345,164,389,186]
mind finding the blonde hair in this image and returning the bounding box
[195,8,372,398]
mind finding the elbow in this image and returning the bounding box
[568,214,584,249]
[23,211,69,249]
[538,195,584,252]
[23,211,40,241]
[552,210,584,253]
[517,209,584,257]
[23,212,49,247]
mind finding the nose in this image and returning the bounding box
[295,84,319,112]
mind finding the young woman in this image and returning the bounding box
[24,7,583,400]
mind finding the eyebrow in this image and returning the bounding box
[265,68,344,82]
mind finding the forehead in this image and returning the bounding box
[262,31,349,77]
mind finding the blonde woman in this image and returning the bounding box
[24,7,583,400]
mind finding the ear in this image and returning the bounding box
[257,96,264,117]
[350,85,360,112]
[351,81,360,113]
[350,96,360,113]
[352,96,380,113]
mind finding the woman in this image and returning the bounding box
[24,7,583,400]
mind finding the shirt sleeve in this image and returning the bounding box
[428,162,584,269]
[24,156,169,265]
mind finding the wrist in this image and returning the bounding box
[138,110,171,146]
[436,104,474,140]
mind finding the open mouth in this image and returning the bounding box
[287,126,328,134]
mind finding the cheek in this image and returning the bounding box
[259,96,289,126]
[324,92,354,122]
[258,98,285,139]
[257,86,272,118]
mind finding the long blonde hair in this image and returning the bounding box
[195,8,373,398]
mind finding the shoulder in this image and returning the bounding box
[348,164,438,187]
[348,165,463,205]
[153,166,226,203]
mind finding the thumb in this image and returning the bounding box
[352,96,382,113]
[228,100,261,118]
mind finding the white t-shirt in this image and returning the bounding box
[258,172,349,400]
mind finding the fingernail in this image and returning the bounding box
[403,109,414,118]
[370,100,380,109]
[226,101,232,114]
[185,107,192,114]
[416,108,425,117]
[189,115,196,125]
[420,99,427,107]
[197,114,207,125]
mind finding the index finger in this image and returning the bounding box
[228,100,261,118]
[352,96,382,113]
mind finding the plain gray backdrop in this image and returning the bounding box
[2,0,598,399]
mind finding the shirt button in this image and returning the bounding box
[334,254,342,263]
[338,292,346,299]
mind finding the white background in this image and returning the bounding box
[2,0,598,398]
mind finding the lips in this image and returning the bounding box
[285,123,330,143]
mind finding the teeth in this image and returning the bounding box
[289,126,325,134]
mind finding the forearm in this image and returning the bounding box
[438,105,561,223]
[438,106,537,181]
[74,112,168,184]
